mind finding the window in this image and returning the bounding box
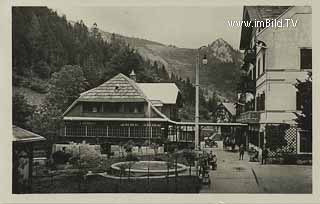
[101,103,144,113]
[256,92,265,111]
[125,103,135,113]
[262,52,266,73]
[83,102,102,113]
[103,103,119,113]
[256,94,260,111]
[249,70,253,80]
[253,64,256,80]
[300,49,312,69]
[257,58,261,77]
[261,92,265,111]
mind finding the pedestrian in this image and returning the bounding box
[261,146,268,165]
[239,144,245,160]
[208,151,214,169]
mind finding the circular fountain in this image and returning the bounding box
[111,161,187,177]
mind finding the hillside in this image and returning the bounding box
[12,6,240,115]
[100,31,243,101]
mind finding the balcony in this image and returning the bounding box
[243,79,256,93]
[244,48,256,64]
[237,76,256,94]
[236,111,261,124]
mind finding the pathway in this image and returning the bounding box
[200,147,312,193]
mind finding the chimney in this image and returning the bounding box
[129,70,136,82]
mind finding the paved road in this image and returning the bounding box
[200,148,312,193]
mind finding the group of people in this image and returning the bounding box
[198,150,217,185]
[239,144,269,164]
[198,151,217,176]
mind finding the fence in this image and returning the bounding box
[265,124,298,157]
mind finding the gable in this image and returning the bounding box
[79,73,146,102]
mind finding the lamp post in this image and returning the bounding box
[195,46,208,151]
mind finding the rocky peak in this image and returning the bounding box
[208,38,236,63]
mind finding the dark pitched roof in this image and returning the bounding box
[78,73,146,102]
[246,6,291,21]
[221,102,236,116]
[240,6,291,49]
[12,125,46,142]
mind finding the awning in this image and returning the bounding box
[12,125,46,143]
[63,116,168,122]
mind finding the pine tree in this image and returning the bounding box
[294,72,312,132]
[12,93,35,129]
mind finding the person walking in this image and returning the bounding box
[261,146,268,165]
[239,144,245,160]
[208,151,217,170]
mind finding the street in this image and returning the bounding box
[200,147,312,193]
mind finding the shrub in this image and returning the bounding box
[265,124,288,151]
[282,153,298,164]
[125,153,139,162]
[52,150,71,164]
[69,156,80,165]
[153,155,164,161]
[29,78,48,93]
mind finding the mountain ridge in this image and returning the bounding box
[99,29,243,101]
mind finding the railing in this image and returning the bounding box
[61,125,163,139]
[236,111,261,123]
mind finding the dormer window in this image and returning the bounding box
[83,102,102,113]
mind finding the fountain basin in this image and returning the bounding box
[111,161,187,177]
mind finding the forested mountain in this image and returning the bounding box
[12,7,217,135]
[99,32,243,101]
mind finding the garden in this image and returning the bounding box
[31,140,203,193]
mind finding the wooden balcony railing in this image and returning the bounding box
[236,111,261,123]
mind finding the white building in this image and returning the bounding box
[237,6,312,154]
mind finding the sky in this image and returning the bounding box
[52,6,243,49]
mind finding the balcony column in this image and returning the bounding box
[128,126,131,138]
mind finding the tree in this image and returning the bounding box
[27,12,42,68]
[12,93,35,128]
[30,65,88,138]
[265,124,288,152]
[46,65,88,111]
[294,72,312,152]
[294,73,312,131]
[124,140,135,153]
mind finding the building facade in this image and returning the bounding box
[215,102,236,123]
[61,72,181,144]
[237,6,312,154]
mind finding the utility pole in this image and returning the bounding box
[194,46,207,151]
[195,53,200,151]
